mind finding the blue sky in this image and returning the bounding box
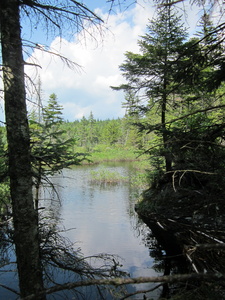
[21,0,204,121]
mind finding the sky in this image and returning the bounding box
[16,1,206,121]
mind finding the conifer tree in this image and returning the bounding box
[43,93,63,125]
[113,3,188,171]
[30,94,86,210]
[87,111,98,147]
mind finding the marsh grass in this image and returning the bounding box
[79,145,151,189]
[89,165,149,191]
[89,168,129,185]
[89,146,141,163]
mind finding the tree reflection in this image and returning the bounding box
[133,219,191,299]
[0,207,129,299]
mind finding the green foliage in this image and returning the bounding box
[113,5,191,172]
[59,115,145,153]
[116,6,188,107]
[130,171,149,190]
[30,95,87,176]
[89,165,149,191]
[43,93,63,125]
[167,113,225,190]
[100,119,122,145]
[30,121,86,174]
[90,145,138,163]
[114,4,225,197]
[30,94,89,208]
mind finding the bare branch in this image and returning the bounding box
[169,169,216,192]
[23,0,103,22]
[121,283,163,300]
[19,0,104,41]
[23,272,225,300]
[185,243,225,251]
[0,283,20,296]
[23,40,82,71]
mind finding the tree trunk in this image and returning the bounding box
[0,0,45,298]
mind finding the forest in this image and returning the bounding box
[0,0,225,299]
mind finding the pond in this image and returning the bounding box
[0,162,165,299]
[48,162,162,298]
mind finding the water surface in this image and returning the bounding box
[47,163,161,298]
[57,163,156,278]
[0,162,162,299]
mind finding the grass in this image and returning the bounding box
[89,168,129,185]
[76,144,151,189]
[87,145,142,163]
[89,165,150,191]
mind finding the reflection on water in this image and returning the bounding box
[53,164,157,276]
[0,162,168,299]
[45,162,161,298]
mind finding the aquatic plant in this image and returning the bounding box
[89,168,128,185]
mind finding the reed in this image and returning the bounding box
[89,168,128,185]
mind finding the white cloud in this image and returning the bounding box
[25,1,154,120]
[63,102,93,120]
[24,0,202,121]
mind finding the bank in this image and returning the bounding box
[135,174,225,299]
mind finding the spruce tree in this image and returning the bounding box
[30,94,86,210]
[114,3,188,172]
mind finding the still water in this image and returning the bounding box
[57,163,157,276]
[0,162,162,299]
[48,162,161,298]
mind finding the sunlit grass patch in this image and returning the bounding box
[89,168,129,185]
[90,146,139,163]
[89,166,149,191]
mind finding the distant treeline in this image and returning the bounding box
[60,112,150,151]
